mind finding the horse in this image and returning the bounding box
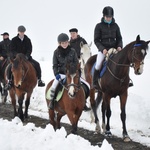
[0,59,10,103]
[45,63,86,134]
[6,53,37,121]
[79,41,92,79]
[84,35,150,141]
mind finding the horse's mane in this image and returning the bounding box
[13,53,28,68]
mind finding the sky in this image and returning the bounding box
[0,59,150,149]
[0,0,150,61]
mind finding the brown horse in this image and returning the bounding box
[84,35,150,141]
[45,63,85,134]
[0,59,9,103]
[6,53,37,121]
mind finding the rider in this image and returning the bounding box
[0,32,11,61]
[93,6,133,89]
[49,33,90,110]
[69,28,87,59]
[5,25,45,90]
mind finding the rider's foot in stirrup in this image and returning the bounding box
[83,105,91,111]
[129,80,133,87]
[5,81,12,90]
[38,79,45,87]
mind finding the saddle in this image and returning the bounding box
[91,48,118,78]
[46,79,89,101]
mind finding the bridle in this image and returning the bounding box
[59,73,81,93]
[106,43,145,83]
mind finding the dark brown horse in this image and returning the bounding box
[0,59,10,103]
[45,63,85,134]
[84,35,150,141]
[6,53,37,121]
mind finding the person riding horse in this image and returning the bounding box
[5,25,45,90]
[69,28,91,111]
[49,33,90,110]
[93,6,133,89]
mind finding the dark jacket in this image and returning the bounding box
[94,17,123,52]
[11,34,32,58]
[69,35,87,59]
[53,45,79,76]
[0,38,11,58]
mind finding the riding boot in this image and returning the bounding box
[38,79,45,87]
[129,79,134,87]
[92,69,100,89]
[49,89,55,110]
[5,80,13,90]
[83,104,91,111]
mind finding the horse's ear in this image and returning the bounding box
[80,41,84,48]
[89,41,92,47]
[146,40,150,45]
[136,35,140,43]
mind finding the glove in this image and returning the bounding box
[55,74,61,81]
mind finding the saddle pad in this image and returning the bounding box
[46,87,64,101]
[91,61,107,78]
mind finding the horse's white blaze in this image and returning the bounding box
[139,61,144,74]
[68,74,76,97]
[141,49,145,56]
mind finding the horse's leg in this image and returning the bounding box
[18,94,24,122]
[89,89,101,133]
[24,92,32,118]
[66,111,78,134]
[56,113,63,129]
[102,94,112,136]
[9,90,17,117]
[49,109,56,130]
[119,92,130,142]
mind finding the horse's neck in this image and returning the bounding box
[112,48,131,65]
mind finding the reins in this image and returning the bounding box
[106,44,143,83]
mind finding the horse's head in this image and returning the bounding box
[66,62,80,98]
[10,53,27,88]
[130,35,150,75]
[80,41,92,64]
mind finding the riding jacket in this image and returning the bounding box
[53,45,79,76]
[0,38,11,58]
[69,35,87,59]
[94,17,123,52]
[11,34,32,59]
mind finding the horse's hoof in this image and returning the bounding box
[104,131,112,137]
[123,135,131,142]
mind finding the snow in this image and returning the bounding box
[0,59,150,150]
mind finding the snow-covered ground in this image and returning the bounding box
[0,59,150,150]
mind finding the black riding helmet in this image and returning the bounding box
[102,6,114,17]
[57,33,69,43]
